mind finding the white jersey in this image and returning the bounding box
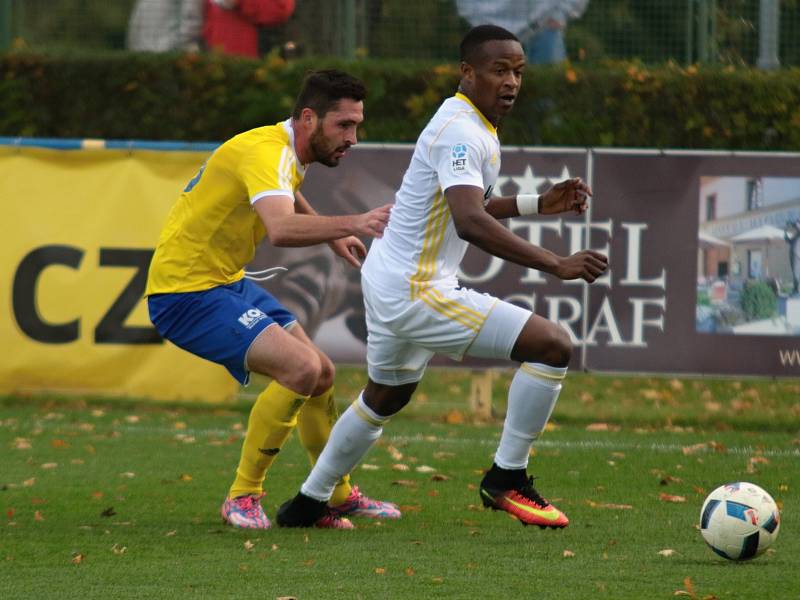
[362,93,501,297]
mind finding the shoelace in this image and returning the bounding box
[235,495,263,518]
[517,476,550,508]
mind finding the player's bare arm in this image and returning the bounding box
[254,193,391,247]
[484,177,592,219]
[293,190,369,268]
[446,184,608,283]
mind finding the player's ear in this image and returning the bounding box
[300,107,317,128]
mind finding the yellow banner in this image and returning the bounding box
[1,145,238,402]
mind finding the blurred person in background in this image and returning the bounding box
[127,0,204,52]
[146,70,400,530]
[203,0,295,58]
[456,0,589,64]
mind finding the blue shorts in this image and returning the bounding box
[148,279,296,385]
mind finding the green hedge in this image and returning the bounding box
[2,52,800,149]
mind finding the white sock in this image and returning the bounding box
[494,363,567,470]
[300,393,389,502]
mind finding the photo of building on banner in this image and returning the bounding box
[697,176,800,336]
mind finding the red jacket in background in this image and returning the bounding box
[203,0,295,58]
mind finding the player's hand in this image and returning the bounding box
[355,203,392,238]
[555,250,608,283]
[539,177,592,216]
[329,235,367,268]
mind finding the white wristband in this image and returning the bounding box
[516,194,539,216]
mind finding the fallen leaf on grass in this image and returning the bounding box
[165,530,177,537]
[415,465,435,473]
[244,540,255,551]
[111,544,127,555]
[34,511,44,522]
[658,549,676,557]
[100,507,117,517]
[404,567,415,576]
[746,456,770,474]
[386,445,403,460]
[682,443,707,455]
[391,464,410,472]
[71,552,85,565]
[13,438,31,450]
[679,576,695,598]
[178,474,193,482]
[444,410,465,425]
[41,463,58,470]
[22,478,36,487]
[392,480,416,487]
[586,423,620,432]
[119,472,136,479]
[659,493,686,503]
[361,464,380,471]
[374,567,386,575]
[303,559,315,567]
[430,474,449,482]
[51,439,69,449]
[585,500,633,510]
[563,550,575,558]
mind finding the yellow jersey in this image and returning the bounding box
[146,119,305,295]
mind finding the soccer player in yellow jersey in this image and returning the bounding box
[146,70,400,529]
[277,27,608,529]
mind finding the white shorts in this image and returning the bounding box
[363,277,531,385]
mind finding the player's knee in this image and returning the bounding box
[542,326,572,368]
[280,350,323,395]
[314,354,335,395]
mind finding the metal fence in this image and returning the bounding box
[1,0,798,67]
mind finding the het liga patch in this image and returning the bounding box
[451,143,468,173]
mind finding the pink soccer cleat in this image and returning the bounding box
[221,493,271,529]
[329,486,401,519]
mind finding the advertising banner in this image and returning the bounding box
[257,147,800,377]
[3,140,799,405]
[1,143,238,402]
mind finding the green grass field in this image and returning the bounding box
[2,369,799,599]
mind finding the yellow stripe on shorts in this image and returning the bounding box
[418,287,485,333]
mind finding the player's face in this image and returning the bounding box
[466,40,525,124]
[309,98,364,167]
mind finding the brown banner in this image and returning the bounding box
[253,146,800,377]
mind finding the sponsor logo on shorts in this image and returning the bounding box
[237,308,267,329]
[451,143,468,173]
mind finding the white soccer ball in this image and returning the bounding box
[700,482,780,561]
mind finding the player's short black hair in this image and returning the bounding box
[292,69,367,119]
[460,24,520,64]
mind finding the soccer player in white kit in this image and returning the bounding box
[277,25,609,529]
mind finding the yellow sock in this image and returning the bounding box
[297,386,352,505]
[228,380,309,499]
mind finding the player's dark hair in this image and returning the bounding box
[459,24,519,64]
[292,69,367,119]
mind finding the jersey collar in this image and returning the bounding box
[454,92,497,137]
[283,118,307,176]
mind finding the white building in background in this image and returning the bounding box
[698,176,800,288]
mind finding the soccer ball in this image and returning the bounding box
[700,482,780,561]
